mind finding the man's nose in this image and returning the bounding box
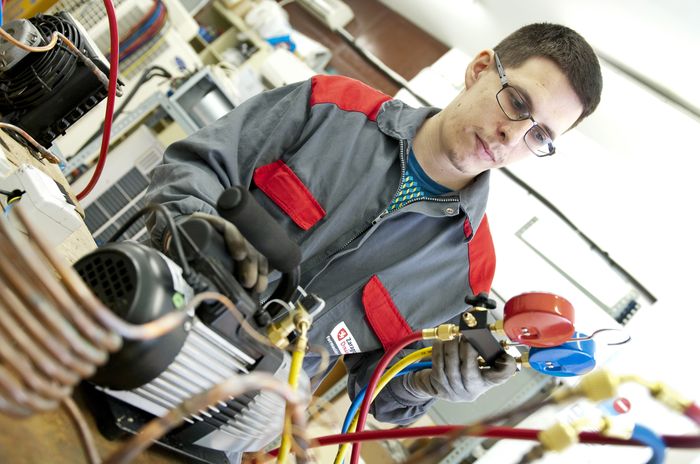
[499,119,531,147]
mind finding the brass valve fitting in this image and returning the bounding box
[422,324,460,341]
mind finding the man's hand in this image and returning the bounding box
[190,212,269,293]
[403,337,516,402]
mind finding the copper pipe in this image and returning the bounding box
[11,206,182,341]
[0,284,95,378]
[0,28,115,95]
[104,372,308,464]
[0,256,107,367]
[0,329,71,400]
[63,398,101,464]
[0,299,80,385]
[0,216,121,352]
[0,364,59,413]
[0,122,58,163]
[307,344,331,379]
[0,26,59,51]
[0,395,33,417]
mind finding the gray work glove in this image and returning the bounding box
[403,337,516,402]
[188,212,270,293]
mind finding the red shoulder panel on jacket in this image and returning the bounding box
[310,75,392,122]
[253,160,326,230]
[362,275,414,351]
[468,215,496,295]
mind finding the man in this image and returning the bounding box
[145,23,602,424]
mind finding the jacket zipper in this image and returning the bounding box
[304,140,460,289]
[329,140,459,256]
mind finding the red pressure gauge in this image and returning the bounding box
[503,292,575,347]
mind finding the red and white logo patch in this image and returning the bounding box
[327,322,360,355]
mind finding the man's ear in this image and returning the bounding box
[465,49,495,89]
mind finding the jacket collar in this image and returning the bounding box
[376,99,440,141]
[377,99,490,231]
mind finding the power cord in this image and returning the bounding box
[74,65,173,156]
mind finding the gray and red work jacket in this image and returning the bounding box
[145,75,496,424]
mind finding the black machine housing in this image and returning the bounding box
[73,188,302,464]
[0,12,116,146]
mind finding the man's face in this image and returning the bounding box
[436,51,584,181]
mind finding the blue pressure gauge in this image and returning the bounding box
[528,331,596,377]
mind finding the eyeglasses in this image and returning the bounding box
[494,53,555,157]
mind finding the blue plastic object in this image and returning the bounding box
[528,331,596,377]
[632,423,666,464]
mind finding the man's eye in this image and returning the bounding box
[510,95,527,115]
[533,130,546,143]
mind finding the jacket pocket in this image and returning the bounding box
[253,160,326,230]
[362,275,415,351]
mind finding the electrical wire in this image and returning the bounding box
[350,331,424,464]
[119,2,168,63]
[0,122,59,163]
[106,203,191,277]
[76,0,120,201]
[119,5,165,59]
[74,65,172,155]
[118,0,160,50]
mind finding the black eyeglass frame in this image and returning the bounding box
[493,53,556,157]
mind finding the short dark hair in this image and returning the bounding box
[494,23,603,128]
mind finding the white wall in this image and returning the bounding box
[381,0,700,460]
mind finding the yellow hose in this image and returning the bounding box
[333,347,433,464]
[277,324,309,464]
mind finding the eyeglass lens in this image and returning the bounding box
[497,86,554,156]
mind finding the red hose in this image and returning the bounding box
[685,403,700,427]
[267,425,700,456]
[350,331,424,464]
[77,0,119,201]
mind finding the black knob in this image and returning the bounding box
[465,292,497,309]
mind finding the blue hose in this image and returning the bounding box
[342,361,432,434]
[632,423,666,464]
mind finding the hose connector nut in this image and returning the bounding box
[422,324,460,341]
[538,422,579,452]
